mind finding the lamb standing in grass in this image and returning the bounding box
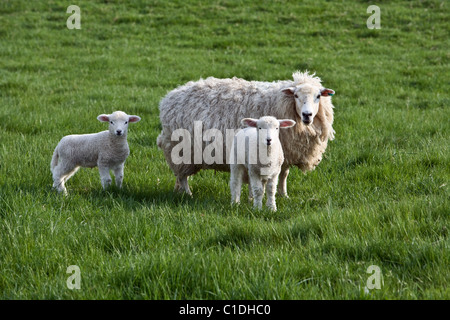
[230,116,296,211]
[51,111,141,194]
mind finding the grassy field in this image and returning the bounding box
[0,0,448,300]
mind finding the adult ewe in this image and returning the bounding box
[51,111,141,194]
[157,71,335,196]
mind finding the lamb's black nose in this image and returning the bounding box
[116,130,122,135]
[267,138,272,145]
[302,112,312,118]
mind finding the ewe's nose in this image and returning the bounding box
[302,112,313,124]
[116,129,123,136]
[266,138,272,145]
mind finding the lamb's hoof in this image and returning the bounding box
[278,193,289,198]
[53,186,68,196]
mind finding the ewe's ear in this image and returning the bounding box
[320,88,335,97]
[97,114,110,122]
[241,118,258,128]
[279,119,296,128]
[128,115,141,123]
[281,87,295,96]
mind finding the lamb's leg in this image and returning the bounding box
[277,166,289,198]
[266,177,278,211]
[249,174,264,210]
[52,161,77,195]
[230,165,244,204]
[98,166,112,190]
[113,163,125,188]
[52,172,67,195]
[63,167,79,183]
[174,175,192,196]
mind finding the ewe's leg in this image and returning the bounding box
[113,163,125,188]
[248,179,253,203]
[98,166,112,190]
[230,165,244,204]
[266,177,278,211]
[249,174,264,210]
[277,166,289,198]
[174,175,192,196]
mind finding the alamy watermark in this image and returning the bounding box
[365,265,383,292]
[65,5,380,30]
[367,5,381,29]
[66,265,81,290]
[170,121,272,167]
[67,5,81,29]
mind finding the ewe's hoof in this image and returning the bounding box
[174,187,193,197]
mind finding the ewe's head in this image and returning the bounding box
[282,84,334,126]
[97,111,141,137]
[241,116,296,146]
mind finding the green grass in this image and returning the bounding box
[0,0,449,299]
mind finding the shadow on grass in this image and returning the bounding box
[4,177,305,224]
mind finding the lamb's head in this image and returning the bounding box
[282,84,334,126]
[97,111,141,137]
[241,116,296,146]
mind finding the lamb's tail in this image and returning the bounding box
[50,148,59,172]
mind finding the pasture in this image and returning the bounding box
[0,0,448,299]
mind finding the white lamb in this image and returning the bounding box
[230,116,296,211]
[50,111,141,194]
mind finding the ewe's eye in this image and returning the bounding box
[258,127,261,130]
[294,94,299,98]
[110,121,114,124]
[316,94,320,99]
[125,121,128,124]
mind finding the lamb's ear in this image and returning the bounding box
[320,88,335,97]
[281,87,295,96]
[128,115,141,123]
[241,118,258,128]
[97,114,110,122]
[279,119,296,128]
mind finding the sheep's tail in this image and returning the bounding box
[156,132,163,149]
[50,148,59,172]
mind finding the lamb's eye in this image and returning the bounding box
[258,127,261,130]
[316,95,320,99]
[110,121,114,124]
[294,94,298,98]
[125,121,128,124]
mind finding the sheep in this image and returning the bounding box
[50,111,141,194]
[230,116,296,211]
[157,71,335,197]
